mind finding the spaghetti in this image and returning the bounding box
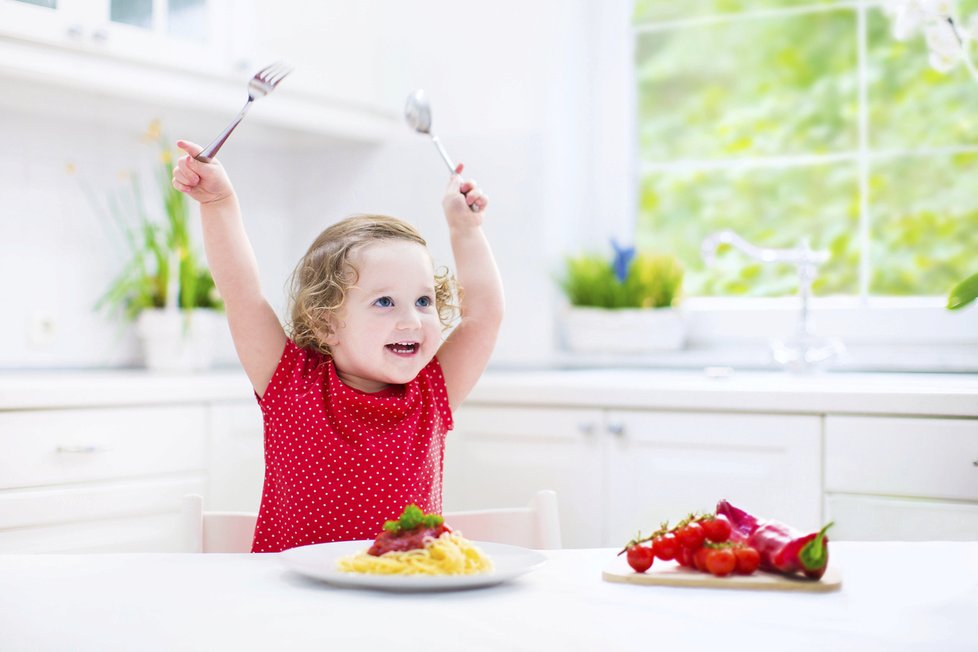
[337,530,493,576]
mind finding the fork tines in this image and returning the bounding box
[256,61,293,87]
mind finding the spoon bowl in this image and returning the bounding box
[404,88,456,174]
[405,89,433,135]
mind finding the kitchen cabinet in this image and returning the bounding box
[0,405,207,552]
[0,0,241,74]
[447,369,978,548]
[602,409,821,545]
[824,415,978,540]
[206,400,264,513]
[444,405,605,547]
[444,405,822,548]
[0,0,399,142]
[0,370,257,553]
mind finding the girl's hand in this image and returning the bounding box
[171,140,235,205]
[442,163,488,228]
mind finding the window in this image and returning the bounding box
[628,0,978,370]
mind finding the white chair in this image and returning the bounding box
[443,490,562,550]
[182,494,258,553]
[182,489,562,553]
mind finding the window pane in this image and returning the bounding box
[633,0,841,24]
[635,9,858,160]
[13,0,57,8]
[167,0,208,43]
[869,153,978,295]
[110,0,152,29]
[868,8,978,149]
[636,163,859,296]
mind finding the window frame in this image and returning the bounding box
[617,0,978,372]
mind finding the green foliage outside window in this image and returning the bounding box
[633,0,978,298]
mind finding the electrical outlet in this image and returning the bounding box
[28,311,57,348]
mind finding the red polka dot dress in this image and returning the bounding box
[251,340,453,553]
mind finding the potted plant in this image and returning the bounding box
[558,242,685,353]
[91,121,224,371]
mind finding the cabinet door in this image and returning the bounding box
[604,410,822,547]
[825,416,978,501]
[825,494,978,541]
[206,401,264,512]
[0,475,205,552]
[0,405,206,489]
[444,405,604,548]
[0,0,239,73]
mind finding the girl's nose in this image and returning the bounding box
[396,307,422,329]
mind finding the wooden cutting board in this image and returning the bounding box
[602,555,842,592]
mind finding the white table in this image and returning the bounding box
[1,543,975,652]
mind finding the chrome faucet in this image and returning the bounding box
[701,230,845,372]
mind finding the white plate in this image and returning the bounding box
[279,539,547,592]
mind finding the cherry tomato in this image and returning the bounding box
[653,533,679,561]
[626,544,654,573]
[705,548,736,577]
[734,546,761,575]
[676,522,705,549]
[693,546,711,572]
[701,515,732,543]
[675,546,695,568]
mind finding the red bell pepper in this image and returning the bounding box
[716,499,832,580]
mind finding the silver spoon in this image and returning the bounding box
[405,89,457,173]
[405,90,481,212]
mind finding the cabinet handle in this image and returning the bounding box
[973,460,978,467]
[607,422,626,437]
[56,445,111,454]
[65,24,84,39]
[91,28,109,42]
[577,422,596,436]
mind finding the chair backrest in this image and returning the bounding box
[182,494,258,553]
[444,490,562,550]
[181,489,562,552]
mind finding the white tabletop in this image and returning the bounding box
[1,543,976,652]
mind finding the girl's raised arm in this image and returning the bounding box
[172,140,287,397]
[435,168,504,411]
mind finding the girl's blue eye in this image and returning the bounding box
[374,297,394,308]
[416,296,433,308]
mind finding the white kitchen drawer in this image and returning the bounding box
[0,406,207,490]
[0,475,205,529]
[0,513,189,553]
[825,416,978,501]
[826,493,978,541]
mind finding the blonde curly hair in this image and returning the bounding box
[288,214,459,355]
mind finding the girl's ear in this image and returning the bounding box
[320,315,341,347]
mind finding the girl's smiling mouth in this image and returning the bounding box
[386,342,419,355]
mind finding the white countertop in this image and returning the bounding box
[0,367,976,416]
[0,543,974,652]
[0,368,254,410]
[470,368,978,417]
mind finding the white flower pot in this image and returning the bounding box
[136,308,220,372]
[562,306,686,354]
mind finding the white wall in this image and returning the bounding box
[0,0,634,369]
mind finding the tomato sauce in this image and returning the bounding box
[367,524,449,556]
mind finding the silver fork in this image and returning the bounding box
[195,61,293,163]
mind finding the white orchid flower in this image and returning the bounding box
[924,18,960,57]
[886,0,957,39]
[883,0,978,75]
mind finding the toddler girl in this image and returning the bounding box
[171,140,503,552]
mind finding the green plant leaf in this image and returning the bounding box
[947,271,978,310]
[559,250,684,308]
